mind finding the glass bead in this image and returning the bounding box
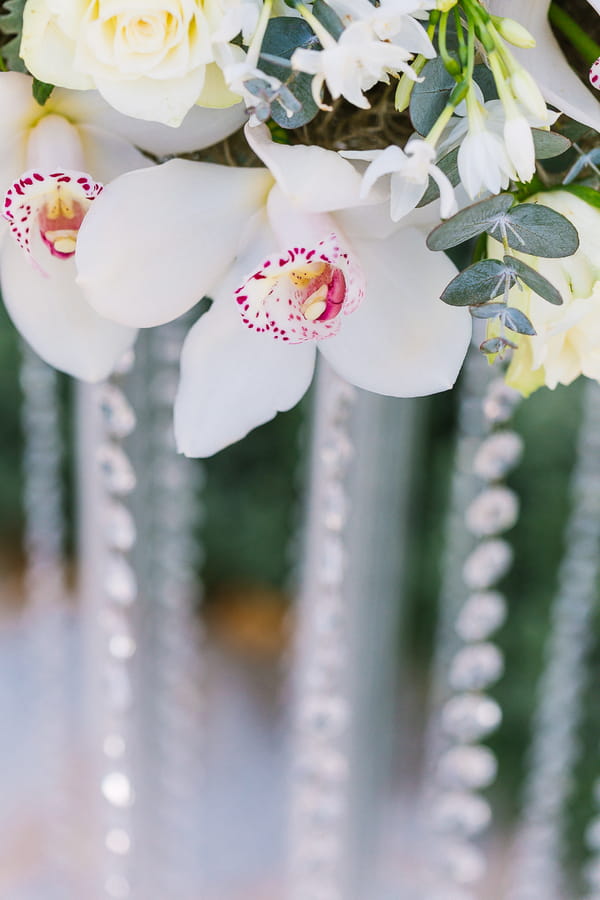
[437,745,498,790]
[465,487,519,537]
[463,540,513,590]
[473,431,524,480]
[442,694,502,742]
[449,643,504,692]
[455,592,507,642]
[431,790,492,837]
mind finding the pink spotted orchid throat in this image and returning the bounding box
[235,233,365,343]
[3,169,103,273]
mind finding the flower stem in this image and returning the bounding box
[295,2,335,47]
[549,2,600,66]
[247,0,273,68]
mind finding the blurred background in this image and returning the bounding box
[1,290,599,900]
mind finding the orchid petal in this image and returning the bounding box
[77,125,152,182]
[0,236,136,382]
[318,227,471,395]
[52,87,248,155]
[175,223,317,457]
[244,123,367,212]
[76,160,272,327]
[488,0,600,131]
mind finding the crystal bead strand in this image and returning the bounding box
[426,374,522,900]
[94,357,139,900]
[287,360,357,900]
[135,322,205,900]
[19,343,71,898]
[421,348,493,784]
[507,380,600,900]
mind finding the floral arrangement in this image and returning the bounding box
[0,0,599,455]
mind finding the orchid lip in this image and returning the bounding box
[234,233,365,344]
[2,169,103,272]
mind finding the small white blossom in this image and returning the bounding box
[292,21,417,109]
[326,0,436,55]
[345,138,457,221]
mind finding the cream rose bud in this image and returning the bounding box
[21,0,223,126]
[488,191,600,396]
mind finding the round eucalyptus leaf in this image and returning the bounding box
[504,255,563,305]
[427,193,514,251]
[499,203,579,258]
[504,307,536,335]
[440,259,508,306]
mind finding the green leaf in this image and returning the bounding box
[416,147,460,208]
[0,0,27,72]
[504,307,536,335]
[260,18,319,128]
[32,78,54,105]
[502,203,579,258]
[481,336,517,354]
[473,63,497,102]
[470,302,508,319]
[504,255,563,305]
[561,183,600,211]
[427,193,514,251]
[440,258,508,306]
[311,0,344,39]
[409,57,455,136]
[532,129,572,160]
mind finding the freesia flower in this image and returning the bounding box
[291,20,420,109]
[439,96,558,199]
[325,0,436,55]
[345,138,457,220]
[20,0,246,125]
[488,191,600,395]
[488,0,600,132]
[0,72,245,381]
[75,124,471,456]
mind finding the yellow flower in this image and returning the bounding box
[488,190,600,395]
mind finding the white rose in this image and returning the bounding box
[488,190,600,395]
[20,0,237,125]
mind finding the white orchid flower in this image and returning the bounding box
[488,0,600,132]
[345,138,457,221]
[75,124,471,456]
[0,72,246,381]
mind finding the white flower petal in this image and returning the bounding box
[94,68,207,127]
[488,0,600,131]
[390,173,427,220]
[21,0,94,90]
[175,228,317,457]
[52,88,247,155]
[0,236,136,381]
[77,125,152,182]
[245,123,366,212]
[76,159,272,327]
[318,227,471,395]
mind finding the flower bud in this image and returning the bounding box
[437,0,458,11]
[495,17,536,49]
[510,68,548,121]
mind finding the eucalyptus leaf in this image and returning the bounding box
[532,129,572,160]
[260,17,319,128]
[427,193,514,251]
[504,307,536,335]
[311,0,344,39]
[501,203,579,258]
[480,337,517,354]
[440,258,508,306]
[504,255,563,305]
[417,147,460,208]
[470,302,508,318]
[409,57,455,136]
[473,64,497,102]
[0,0,27,73]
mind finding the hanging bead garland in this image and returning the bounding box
[135,322,206,899]
[287,360,357,900]
[19,343,72,897]
[507,380,600,900]
[425,367,522,900]
[95,355,139,900]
